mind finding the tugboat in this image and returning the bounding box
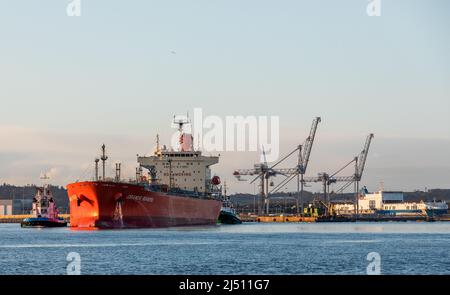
[21,175,67,228]
[218,181,242,224]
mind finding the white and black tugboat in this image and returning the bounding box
[21,175,67,228]
[218,181,242,224]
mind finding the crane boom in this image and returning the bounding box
[356,133,374,180]
[233,169,258,176]
[299,117,321,174]
[269,134,374,182]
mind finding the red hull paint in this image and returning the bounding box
[67,181,222,229]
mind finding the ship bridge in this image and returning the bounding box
[138,150,219,194]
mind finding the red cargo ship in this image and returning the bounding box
[67,116,222,229]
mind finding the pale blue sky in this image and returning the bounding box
[0,0,449,192]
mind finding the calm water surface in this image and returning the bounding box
[0,222,449,275]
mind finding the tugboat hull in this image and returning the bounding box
[218,210,242,224]
[21,218,67,228]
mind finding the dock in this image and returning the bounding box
[239,213,450,223]
[239,214,316,223]
[316,215,432,222]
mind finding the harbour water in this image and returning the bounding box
[0,222,449,275]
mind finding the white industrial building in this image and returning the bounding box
[358,191,404,212]
[333,191,405,214]
[332,190,448,216]
[0,200,13,216]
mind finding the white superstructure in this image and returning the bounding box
[138,117,219,194]
[31,184,59,219]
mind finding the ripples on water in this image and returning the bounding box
[0,223,449,275]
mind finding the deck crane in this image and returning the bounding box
[269,133,374,216]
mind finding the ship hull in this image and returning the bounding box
[67,181,222,229]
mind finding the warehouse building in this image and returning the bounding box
[0,200,13,216]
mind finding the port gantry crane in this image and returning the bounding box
[232,147,297,215]
[270,133,374,217]
[296,117,321,214]
[233,117,321,215]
